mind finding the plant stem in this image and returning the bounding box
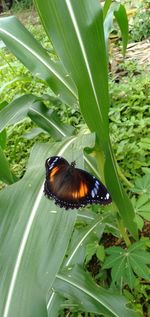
[116,162,133,188]
[95,148,105,183]
[117,218,131,247]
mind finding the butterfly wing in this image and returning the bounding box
[44,156,74,203]
[44,155,69,199]
[44,156,112,209]
[44,156,83,208]
[75,168,112,206]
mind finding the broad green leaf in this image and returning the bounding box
[130,256,150,280]
[103,253,125,270]
[77,209,97,223]
[84,153,101,180]
[85,242,98,264]
[105,246,124,255]
[0,39,5,48]
[114,4,129,56]
[0,129,6,149]
[104,142,138,239]
[111,257,126,283]
[135,194,150,209]
[0,137,80,317]
[135,214,144,231]
[0,146,15,184]
[132,174,150,194]
[138,202,150,213]
[131,250,150,265]
[0,94,38,132]
[103,0,112,19]
[129,239,149,252]
[103,2,129,55]
[96,245,105,262]
[126,257,136,289]
[47,291,64,317]
[47,184,106,315]
[28,102,75,140]
[35,0,138,238]
[0,100,8,110]
[0,16,77,106]
[0,93,74,141]
[35,0,110,145]
[22,127,46,139]
[64,218,105,267]
[0,133,101,317]
[140,212,150,221]
[103,3,116,47]
[54,266,140,317]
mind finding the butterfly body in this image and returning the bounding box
[44,156,112,209]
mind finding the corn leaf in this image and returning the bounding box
[35,0,138,238]
[0,17,77,106]
[54,265,140,317]
[0,138,79,317]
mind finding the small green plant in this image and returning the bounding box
[12,0,33,11]
[103,239,150,290]
[130,0,150,42]
[131,173,150,230]
[124,278,150,316]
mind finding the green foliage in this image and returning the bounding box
[131,173,150,230]
[133,195,150,230]
[0,145,16,184]
[5,119,49,178]
[132,173,150,195]
[85,242,105,264]
[0,129,6,149]
[124,279,150,316]
[109,66,150,182]
[103,1,129,56]
[12,0,33,11]
[103,239,150,289]
[0,48,46,102]
[130,1,150,42]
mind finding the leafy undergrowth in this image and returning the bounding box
[5,120,50,179]
[129,0,150,42]
[87,228,150,317]
[109,62,150,184]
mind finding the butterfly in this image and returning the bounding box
[44,156,112,210]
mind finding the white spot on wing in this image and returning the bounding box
[94,187,98,195]
[95,181,99,189]
[49,157,59,170]
[106,193,110,200]
[91,190,95,198]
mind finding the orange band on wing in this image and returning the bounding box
[79,181,88,197]
[72,181,88,199]
[50,166,59,182]
[72,191,78,199]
